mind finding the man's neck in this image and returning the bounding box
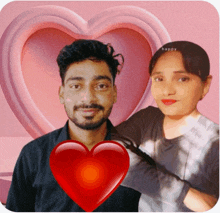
[68,120,108,150]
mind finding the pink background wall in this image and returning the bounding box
[0,1,219,205]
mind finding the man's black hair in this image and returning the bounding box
[57,39,123,84]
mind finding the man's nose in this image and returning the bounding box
[81,87,96,102]
[162,82,176,96]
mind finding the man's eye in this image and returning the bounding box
[96,83,109,90]
[70,84,81,90]
[178,77,190,82]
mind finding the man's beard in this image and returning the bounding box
[70,116,108,130]
[65,104,113,130]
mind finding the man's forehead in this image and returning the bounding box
[64,60,113,84]
[65,75,112,83]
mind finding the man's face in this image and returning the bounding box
[59,59,117,130]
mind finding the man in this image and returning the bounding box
[6,39,216,212]
[6,39,140,212]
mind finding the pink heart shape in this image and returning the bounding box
[0,5,170,138]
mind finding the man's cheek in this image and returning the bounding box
[66,98,72,102]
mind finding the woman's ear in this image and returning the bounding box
[59,86,65,104]
[201,75,212,100]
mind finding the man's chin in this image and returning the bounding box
[71,118,107,130]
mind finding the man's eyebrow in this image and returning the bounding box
[93,75,112,83]
[65,77,84,83]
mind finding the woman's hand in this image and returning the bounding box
[184,187,218,212]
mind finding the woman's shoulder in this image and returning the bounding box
[197,115,219,139]
[188,115,219,151]
[195,116,219,166]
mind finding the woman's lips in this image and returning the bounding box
[162,99,177,105]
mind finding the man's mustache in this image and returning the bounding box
[73,103,104,110]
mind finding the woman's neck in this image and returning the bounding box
[163,109,201,139]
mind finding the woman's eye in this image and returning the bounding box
[178,77,190,82]
[154,77,163,82]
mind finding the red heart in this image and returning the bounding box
[49,140,129,212]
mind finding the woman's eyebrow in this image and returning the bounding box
[151,70,188,76]
[151,71,163,76]
[173,70,188,74]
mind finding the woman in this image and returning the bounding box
[115,41,219,211]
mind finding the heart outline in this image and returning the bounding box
[0,5,171,138]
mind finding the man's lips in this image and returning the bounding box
[78,108,100,115]
[161,99,177,105]
[82,108,99,112]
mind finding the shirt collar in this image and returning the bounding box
[105,119,113,140]
[56,120,113,145]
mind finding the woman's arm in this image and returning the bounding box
[117,142,218,212]
[114,107,218,211]
[185,138,219,211]
[184,188,218,212]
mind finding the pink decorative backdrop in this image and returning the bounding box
[0,1,219,205]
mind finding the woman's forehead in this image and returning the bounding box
[152,51,185,73]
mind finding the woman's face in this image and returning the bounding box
[151,51,211,119]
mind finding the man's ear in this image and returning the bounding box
[201,75,212,100]
[113,84,117,104]
[59,86,65,104]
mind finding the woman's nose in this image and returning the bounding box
[162,82,176,96]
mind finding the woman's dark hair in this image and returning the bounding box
[149,41,210,81]
[57,39,123,84]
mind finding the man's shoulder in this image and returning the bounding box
[128,106,163,121]
[139,106,162,116]
[22,126,64,153]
